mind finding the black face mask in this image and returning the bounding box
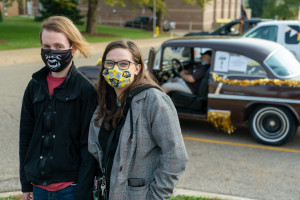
[41,48,73,72]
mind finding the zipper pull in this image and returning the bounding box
[100,175,106,197]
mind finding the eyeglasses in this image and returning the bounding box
[103,60,136,70]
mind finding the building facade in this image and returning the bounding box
[76,0,246,31]
[0,1,19,17]
[28,0,250,32]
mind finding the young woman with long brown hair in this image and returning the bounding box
[88,40,188,200]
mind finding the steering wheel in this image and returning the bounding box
[171,58,183,76]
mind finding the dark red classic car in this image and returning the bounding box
[78,37,300,146]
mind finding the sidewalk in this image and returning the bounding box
[0,37,173,67]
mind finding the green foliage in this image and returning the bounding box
[183,0,211,9]
[262,0,299,20]
[35,0,84,25]
[0,16,164,50]
[248,0,268,18]
[104,0,126,7]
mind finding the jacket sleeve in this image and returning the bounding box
[19,82,34,192]
[147,92,188,199]
[75,86,98,200]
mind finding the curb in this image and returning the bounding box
[0,189,258,200]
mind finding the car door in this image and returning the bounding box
[208,50,269,124]
[283,23,300,60]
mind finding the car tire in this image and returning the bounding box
[249,106,297,146]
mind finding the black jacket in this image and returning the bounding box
[19,63,97,200]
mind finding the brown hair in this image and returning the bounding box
[94,40,161,131]
[40,16,91,58]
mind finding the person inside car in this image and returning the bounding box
[161,50,212,94]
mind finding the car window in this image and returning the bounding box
[135,17,142,22]
[247,22,259,30]
[227,23,240,35]
[265,48,300,77]
[213,51,267,76]
[285,25,300,44]
[246,25,278,42]
[162,47,192,70]
[161,47,212,71]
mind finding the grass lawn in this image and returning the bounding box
[0,195,220,200]
[0,16,168,50]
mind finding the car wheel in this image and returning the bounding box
[249,106,297,146]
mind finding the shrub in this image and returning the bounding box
[35,0,84,25]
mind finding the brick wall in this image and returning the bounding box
[7,1,19,16]
[32,0,245,32]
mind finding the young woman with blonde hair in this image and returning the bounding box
[19,16,97,200]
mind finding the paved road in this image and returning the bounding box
[1,38,300,200]
[176,119,300,200]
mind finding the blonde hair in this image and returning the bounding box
[40,16,91,58]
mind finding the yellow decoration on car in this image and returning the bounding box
[207,109,236,134]
[212,73,300,87]
[96,58,102,66]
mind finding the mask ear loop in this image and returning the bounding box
[70,45,74,57]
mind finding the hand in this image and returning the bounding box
[179,70,186,77]
[22,192,33,200]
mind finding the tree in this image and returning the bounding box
[248,0,269,18]
[262,0,299,20]
[35,0,84,24]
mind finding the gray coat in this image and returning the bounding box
[88,88,188,200]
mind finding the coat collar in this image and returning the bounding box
[32,62,77,88]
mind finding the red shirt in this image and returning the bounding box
[46,73,66,96]
[34,73,73,191]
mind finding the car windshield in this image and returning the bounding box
[265,48,300,77]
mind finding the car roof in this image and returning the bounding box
[161,37,284,61]
[229,18,271,23]
[254,20,300,26]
